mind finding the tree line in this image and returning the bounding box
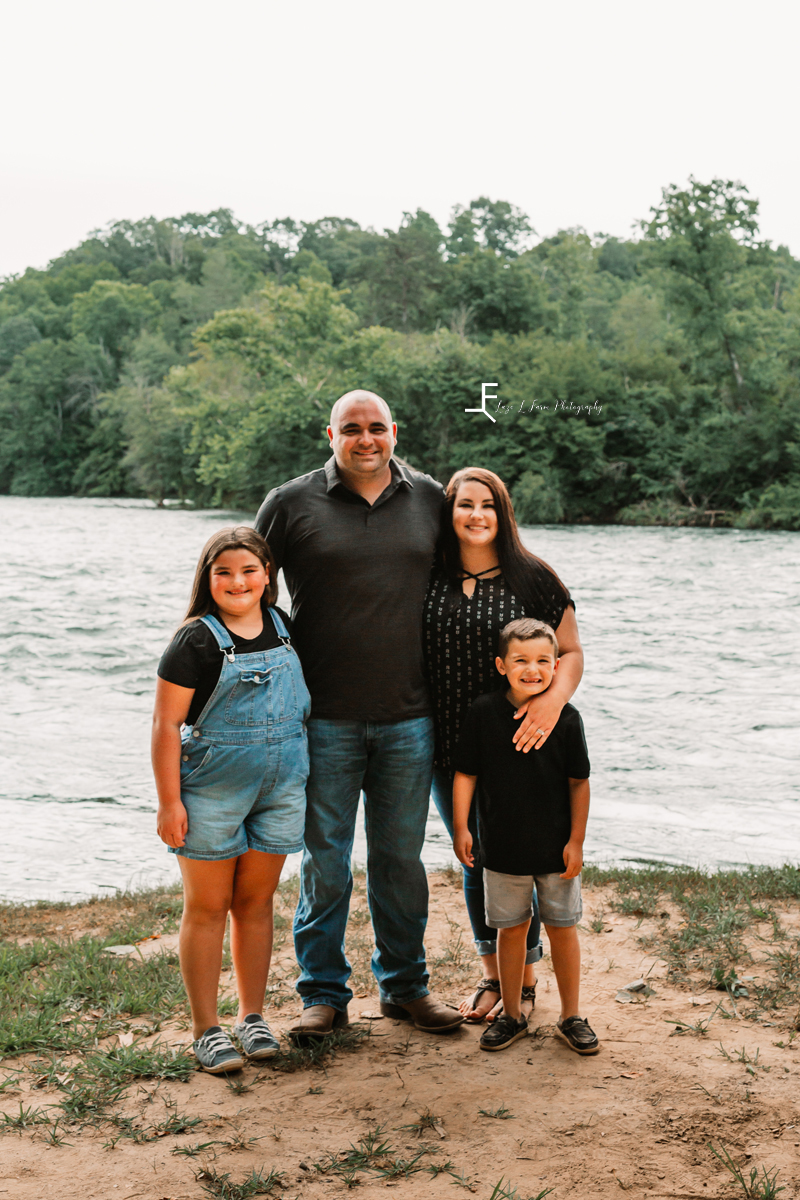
[1,181,799,528]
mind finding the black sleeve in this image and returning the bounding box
[565,710,590,779]
[453,702,482,776]
[255,488,287,570]
[157,622,211,690]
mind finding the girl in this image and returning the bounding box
[153,526,310,1073]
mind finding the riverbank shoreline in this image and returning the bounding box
[2,865,800,1198]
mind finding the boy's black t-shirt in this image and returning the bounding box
[453,691,590,876]
[157,607,293,726]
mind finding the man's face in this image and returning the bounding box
[328,398,397,477]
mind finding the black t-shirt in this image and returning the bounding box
[157,606,293,726]
[255,457,444,721]
[454,691,590,876]
[424,568,573,773]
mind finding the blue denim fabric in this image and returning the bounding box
[294,717,434,1010]
[172,610,311,861]
[430,766,543,964]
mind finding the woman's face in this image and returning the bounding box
[452,481,499,553]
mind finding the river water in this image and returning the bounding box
[1,496,798,902]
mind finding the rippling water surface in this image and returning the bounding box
[1,496,798,901]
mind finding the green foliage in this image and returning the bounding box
[1,183,799,524]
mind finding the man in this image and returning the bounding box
[255,389,464,1037]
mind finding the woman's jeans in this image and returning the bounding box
[294,717,435,1011]
[431,766,542,967]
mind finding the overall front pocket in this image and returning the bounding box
[223,661,297,726]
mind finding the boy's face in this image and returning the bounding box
[496,636,558,697]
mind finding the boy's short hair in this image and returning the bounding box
[498,618,559,660]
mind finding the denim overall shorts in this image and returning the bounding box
[171,609,311,861]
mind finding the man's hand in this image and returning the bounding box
[157,801,188,849]
[513,690,566,752]
[560,838,584,879]
[453,828,474,868]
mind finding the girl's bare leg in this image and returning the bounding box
[228,850,285,1022]
[178,856,238,1040]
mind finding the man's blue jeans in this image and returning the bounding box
[294,716,434,1011]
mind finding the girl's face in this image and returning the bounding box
[452,481,498,553]
[209,549,269,619]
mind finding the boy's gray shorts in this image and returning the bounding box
[484,869,583,929]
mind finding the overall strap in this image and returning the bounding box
[267,607,292,646]
[201,614,237,663]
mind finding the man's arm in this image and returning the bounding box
[513,604,584,751]
[254,488,287,571]
[561,777,590,879]
[452,772,477,867]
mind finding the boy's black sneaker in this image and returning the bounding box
[556,1015,599,1055]
[479,1012,528,1052]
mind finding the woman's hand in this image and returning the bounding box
[157,800,188,848]
[453,827,474,867]
[512,688,566,751]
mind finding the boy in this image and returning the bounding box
[452,617,598,1054]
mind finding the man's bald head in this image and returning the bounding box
[329,390,393,431]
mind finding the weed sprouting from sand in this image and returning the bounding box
[708,1142,785,1198]
[271,1025,366,1074]
[487,1180,554,1200]
[0,1101,52,1131]
[665,1006,720,1036]
[479,1104,515,1119]
[194,1164,284,1198]
[312,1126,449,1187]
[400,1106,443,1136]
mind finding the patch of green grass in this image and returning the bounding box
[0,937,187,1056]
[478,1104,515,1119]
[583,864,800,1004]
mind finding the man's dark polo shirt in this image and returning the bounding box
[255,458,444,722]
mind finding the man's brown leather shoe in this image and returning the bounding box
[287,1004,349,1045]
[380,995,465,1033]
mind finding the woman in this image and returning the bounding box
[424,467,584,1022]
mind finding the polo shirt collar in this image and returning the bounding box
[324,456,414,494]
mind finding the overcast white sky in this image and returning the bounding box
[2,0,799,277]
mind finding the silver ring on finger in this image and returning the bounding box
[536,728,545,736]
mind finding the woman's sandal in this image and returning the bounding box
[486,983,537,1023]
[461,978,501,1023]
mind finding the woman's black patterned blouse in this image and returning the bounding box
[423,566,573,774]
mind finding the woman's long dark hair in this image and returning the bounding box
[439,467,570,613]
[182,526,278,626]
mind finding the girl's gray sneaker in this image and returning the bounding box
[193,1026,245,1074]
[233,1013,280,1059]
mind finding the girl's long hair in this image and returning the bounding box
[439,467,570,611]
[182,526,278,626]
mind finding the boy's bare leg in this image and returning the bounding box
[545,924,581,1019]
[496,919,531,1021]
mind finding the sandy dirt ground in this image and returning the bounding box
[1,873,799,1200]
